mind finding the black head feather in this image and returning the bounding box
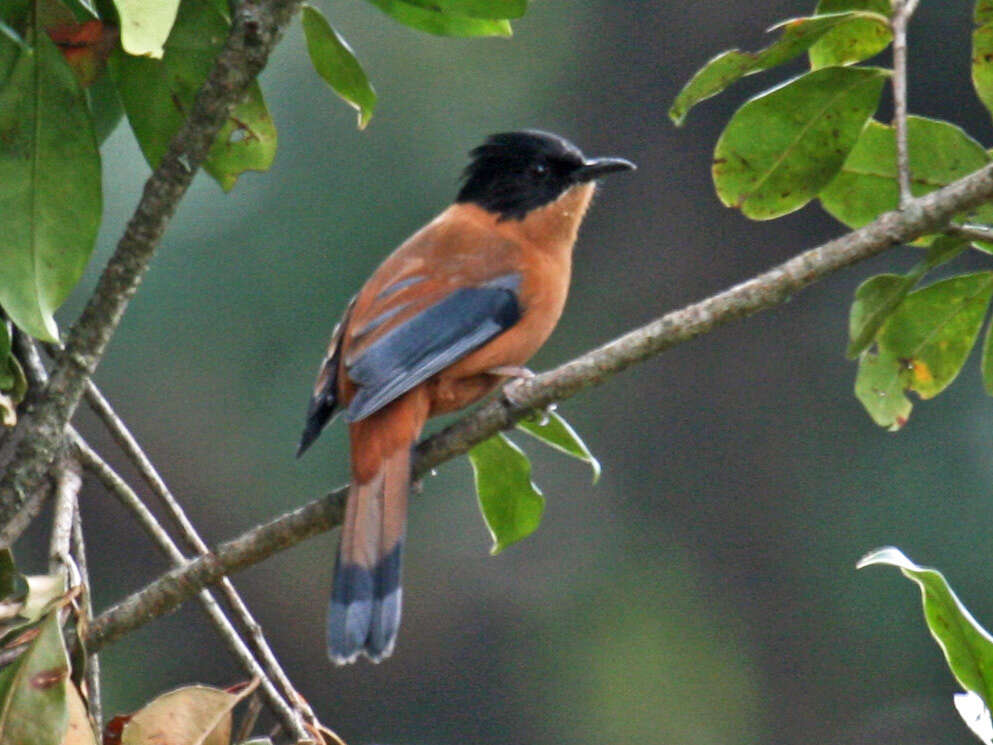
[456,130,633,220]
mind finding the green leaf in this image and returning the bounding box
[979,0,993,26]
[974,23,993,123]
[0,19,28,49]
[858,547,993,710]
[86,67,123,143]
[0,612,70,745]
[401,0,526,18]
[669,11,888,125]
[982,314,993,395]
[808,0,891,69]
[516,411,601,483]
[877,272,993,400]
[854,348,912,430]
[0,550,27,612]
[469,433,544,555]
[847,237,967,358]
[849,274,918,359]
[112,0,180,58]
[821,117,993,230]
[363,0,513,36]
[0,31,102,342]
[206,81,277,192]
[111,0,277,190]
[857,273,993,428]
[301,5,376,129]
[712,66,886,220]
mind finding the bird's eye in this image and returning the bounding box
[529,162,549,179]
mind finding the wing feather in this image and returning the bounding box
[345,276,521,422]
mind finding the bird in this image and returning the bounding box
[298,130,635,664]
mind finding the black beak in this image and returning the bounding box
[573,156,636,183]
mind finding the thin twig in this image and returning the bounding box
[48,456,81,576]
[947,223,993,244]
[72,504,102,734]
[0,0,304,546]
[72,436,312,744]
[17,335,309,743]
[891,0,920,207]
[85,156,993,650]
[80,377,317,727]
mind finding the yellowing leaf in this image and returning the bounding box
[121,682,257,745]
[113,0,180,58]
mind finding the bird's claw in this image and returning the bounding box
[500,372,556,425]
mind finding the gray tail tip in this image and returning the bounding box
[327,548,404,664]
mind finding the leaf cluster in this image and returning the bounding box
[0,548,292,744]
[671,0,993,431]
[0,0,524,411]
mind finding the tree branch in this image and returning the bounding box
[0,0,303,547]
[80,377,320,731]
[85,157,993,651]
[72,435,312,743]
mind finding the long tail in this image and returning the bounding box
[327,391,427,664]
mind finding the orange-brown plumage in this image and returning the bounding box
[299,131,633,664]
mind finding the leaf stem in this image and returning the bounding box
[891,0,920,207]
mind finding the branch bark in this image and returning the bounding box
[85,158,993,651]
[0,0,303,547]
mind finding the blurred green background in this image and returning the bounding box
[21,1,993,743]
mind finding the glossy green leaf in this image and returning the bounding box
[364,0,512,36]
[113,0,180,58]
[0,31,101,342]
[86,68,124,143]
[0,612,70,745]
[821,116,993,229]
[847,237,967,358]
[517,411,601,483]
[854,348,912,430]
[112,0,277,190]
[301,5,376,129]
[808,0,891,69]
[469,433,544,555]
[669,11,888,125]
[712,66,886,220]
[402,0,526,18]
[878,272,993,400]
[858,547,993,709]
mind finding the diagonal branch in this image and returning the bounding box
[0,0,304,547]
[85,157,993,651]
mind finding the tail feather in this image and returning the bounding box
[327,448,409,664]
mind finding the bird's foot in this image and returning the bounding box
[496,367,557,425]
[488,365,535,380]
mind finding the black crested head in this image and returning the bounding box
[456,130,635,221]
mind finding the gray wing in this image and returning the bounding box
[345,275,521,422]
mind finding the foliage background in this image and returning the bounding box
[16,1,993,743]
